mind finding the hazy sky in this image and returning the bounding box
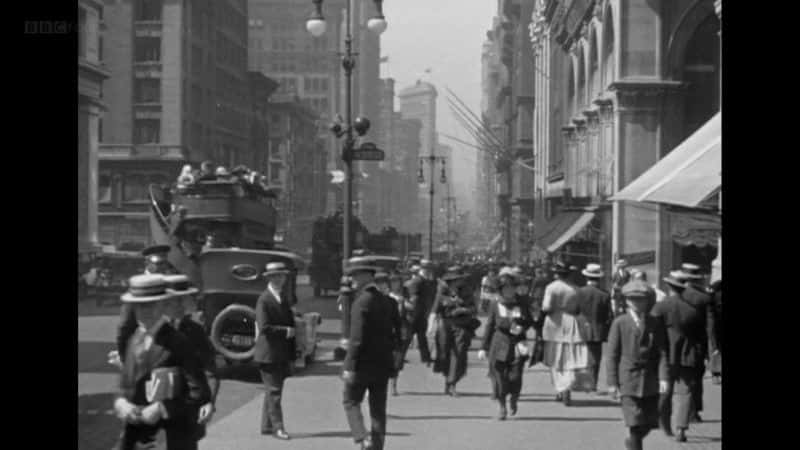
[380,0,497,214]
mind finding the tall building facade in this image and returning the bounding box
[528,0,721,282]
[398,80,438,252]
[98,0,251,249]
[79,0,110,257]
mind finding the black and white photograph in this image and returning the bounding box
[76,1,722,449]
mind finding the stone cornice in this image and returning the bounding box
[609,79,687,110]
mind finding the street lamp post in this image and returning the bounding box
[307,0,387,360]
[418,155,447,260]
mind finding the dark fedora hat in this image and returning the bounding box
[621,280,654,300]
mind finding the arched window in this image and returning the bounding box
[566,57,575,121]
[588,28,600,101]
[601,7,615,89]
[123,173,149,203]
[681,14,720,139]
[576,48,585,112]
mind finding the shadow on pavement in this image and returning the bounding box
[78,392,123,450]
[511,416,621,422]
[389,414,493,420]
[400,391,491,398]
[566,399,620,408]
[293,430,411,439]
[78,342,118,373]
[217,359,344,383]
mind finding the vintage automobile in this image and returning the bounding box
[148,176,321,368]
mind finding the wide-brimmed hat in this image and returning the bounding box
[344,265,379,276]
[663,271,688,289]
[680,263,704,280]
[621,280,654,300]
[263,262,291,277]
[374,271,390,283]
[163,274,199,295]
[419,259,435,270]
[552,262,570,274]
[121,274,174,303]
[582,263,604,279]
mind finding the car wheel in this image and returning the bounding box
[210,304,257,362]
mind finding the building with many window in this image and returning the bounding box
[98,0,252,250]
[527,0,721,282]
[79,0,110,258]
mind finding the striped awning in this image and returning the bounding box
[612,113,720,207]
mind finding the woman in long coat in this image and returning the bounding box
[541,262,590,405]
[429,271,480,396]
[389,272,415,396]
[479,274,534,420]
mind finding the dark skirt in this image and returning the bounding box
[621,395,659,428]
[432,321,473,384]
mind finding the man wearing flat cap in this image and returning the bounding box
[342,263,400,450]
[650,266,711,442]
[607,280,669,450]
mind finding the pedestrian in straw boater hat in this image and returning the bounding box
[574,263,614,394]
[607,279,669,450]
[114,274,206,450]
[162,274,219,441]
[341,260,399,450]
[650,264,713,441]
[253,261,296,440]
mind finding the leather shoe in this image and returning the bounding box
[274,429,290,440]
[449,384,459,397]
[675,428,687,442]
[509,397,518,416]
[261,429,272,436]
[562,390,571,406]
[691,413,703,423]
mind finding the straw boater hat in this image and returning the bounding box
[621,279,654,301]
[263,261,291,277]
[419,259,435,270]
[121,274,174,303]
[582,263,604,279]
[680,263,704,280]
[663,271,689,289]
[163,274,199,296]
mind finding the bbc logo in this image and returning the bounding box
[24,21,78,35]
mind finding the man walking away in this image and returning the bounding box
[575,264,613,393]
[342,262,399,450]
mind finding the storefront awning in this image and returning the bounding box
[532,211,595,253]
[611,113,720,207]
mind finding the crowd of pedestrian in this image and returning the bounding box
[103,242,721,450]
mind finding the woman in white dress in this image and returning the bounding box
[541,262,591,405]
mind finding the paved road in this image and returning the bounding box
[78,288,721,450]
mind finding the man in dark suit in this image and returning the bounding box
[114,274,206,450]
[575,263,613,393]
[405,260,438,365]
[607,280,669,450]
[611,259,631,316]
[164,274,219,442]
[651,266,711,442]
[342,263,400,450]
[253,262,297,440]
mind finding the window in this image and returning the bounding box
[78,8,87,58]
[134,78,160,103]
[123,174,149,203]
[135,37,161,62]
[136,0,163,21]
[98,173,112,204]
[321,78,329,92]
[192,45,202,75]
[133,119,160,143]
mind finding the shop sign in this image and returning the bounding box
[617,251,655,266]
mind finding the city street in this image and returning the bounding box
[78,286,721,450]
